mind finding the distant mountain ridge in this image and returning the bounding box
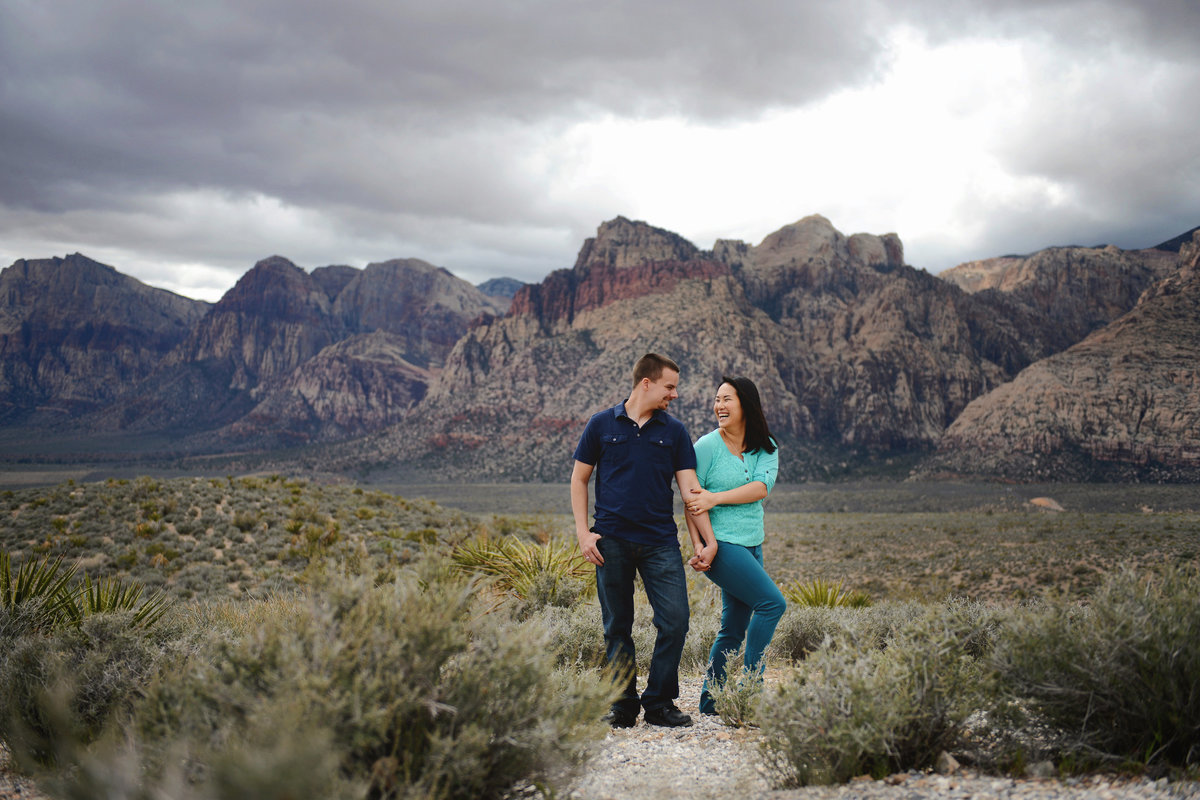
[0,254,209,425]
[343,215,1191,481]
[0,253,509,448]
[1,218,1195,482]
[919,231,1200,481]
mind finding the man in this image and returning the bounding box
[571,353,718,728]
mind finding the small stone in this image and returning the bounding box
[935,751,960,775]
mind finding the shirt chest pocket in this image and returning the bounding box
[646,436,673,468]
[601,433,629,450]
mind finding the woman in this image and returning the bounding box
[684,375,785,715]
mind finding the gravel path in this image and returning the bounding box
[566,677,1200,800]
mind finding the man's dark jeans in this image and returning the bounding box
[595,535,689,715]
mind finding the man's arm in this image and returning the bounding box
[571,460,603,565]
[675,468,717,571]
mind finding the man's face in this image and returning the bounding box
[645,368,680,410]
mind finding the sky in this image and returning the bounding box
[2,1,1199,302]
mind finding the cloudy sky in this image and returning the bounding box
[2,1,1198,301]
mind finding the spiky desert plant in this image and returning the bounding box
[0,552,77,633]
[60,574,171,630]
[781,577,871,608]
[451,535,592,609]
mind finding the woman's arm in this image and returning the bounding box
[686,481,767,516]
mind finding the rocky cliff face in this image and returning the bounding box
[355,215,1087,481]
[27,254,504,443]
[6,219,1193,482]
[0,254,208,423]
[921,233,1200,481]
[227,331,433,445]
[941,245,1178,352]
[167,256,345,392]
[332,258,507,365]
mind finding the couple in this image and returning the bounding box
[570,353,786,728]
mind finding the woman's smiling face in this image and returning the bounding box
[713,382,742,429]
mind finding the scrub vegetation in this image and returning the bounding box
[1,477,1198,795]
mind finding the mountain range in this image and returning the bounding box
[1,216,1196,482]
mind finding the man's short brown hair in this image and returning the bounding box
[632,353,680,387]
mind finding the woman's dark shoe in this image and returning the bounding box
[643,703,693,727]
[602,708,638,728]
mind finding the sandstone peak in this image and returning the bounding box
[572,216,700,272]
[334,257,506,335]
[0,253,209,420]
[311,264,360,300]
[749,216,904,273]
[215,255,333,320]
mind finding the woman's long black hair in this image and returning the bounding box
[721,375,777,455]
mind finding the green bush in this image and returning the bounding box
[708,650,762,728]
[0,611,179,768]
[990,565,1200,769]
[125,562,613,799]
[769,601,924,663]
[758,608,989,786]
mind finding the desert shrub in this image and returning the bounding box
[230,511,260,533]
[128,561,613,799]
[770,601,926,663]
[0,611,179,768]
[990,565,1200,768]
[1,552,169,638]
[759,608,989,786]
[708,650,762,728]
[530,603,607,668]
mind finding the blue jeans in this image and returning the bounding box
[699,542,786,714]
[595,536,690,714]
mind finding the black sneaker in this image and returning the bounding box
[602,709,638,728]
[643,704,693,727]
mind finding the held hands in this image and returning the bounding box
[685,487,717,516]
[688,540,717,572]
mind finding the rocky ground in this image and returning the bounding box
[565,677,1200,800]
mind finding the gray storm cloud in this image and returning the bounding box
[1,0,1198,297]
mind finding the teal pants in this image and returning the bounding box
[699,542,786,714]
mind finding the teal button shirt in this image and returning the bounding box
[693,429,778,547]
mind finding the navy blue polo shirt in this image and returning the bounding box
[573,401,697,545]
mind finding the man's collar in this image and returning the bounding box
[614,401,665,425]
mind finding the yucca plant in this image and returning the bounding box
[60,574,172,630]
[451,535,592,603]
[1,552,170,635]
[1,551,78,632]
[781,577,871,608]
